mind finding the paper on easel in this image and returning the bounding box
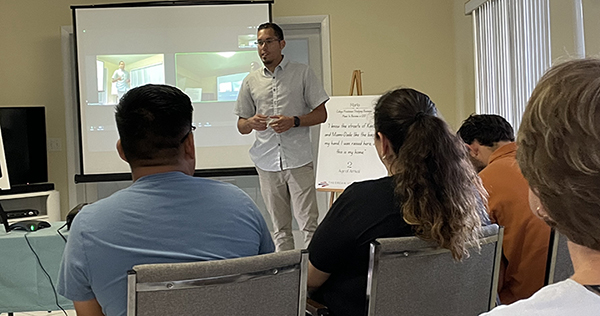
[315,95,387,191]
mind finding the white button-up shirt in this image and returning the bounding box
[235,57,329,172]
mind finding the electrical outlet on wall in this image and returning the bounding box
[47,138,62,152]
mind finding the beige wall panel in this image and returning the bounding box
[452,0,476,129]
[583,0,600,56]
[273,0,462,128]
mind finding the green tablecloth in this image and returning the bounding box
[0,221,74,313]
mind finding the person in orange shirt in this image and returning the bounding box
[458,114,551,304]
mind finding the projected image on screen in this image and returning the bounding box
[73,3,271,176]
[93,54,165,105]
[218,72,249,101]
[175,51,259,102]
[175,51,259,148]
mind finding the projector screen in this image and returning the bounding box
[72,1,272,180]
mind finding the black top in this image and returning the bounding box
[308,176,412,316]
[308,176,490,316]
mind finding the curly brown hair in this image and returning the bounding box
[375,88,485,260]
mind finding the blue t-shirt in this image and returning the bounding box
[58,171,274,316]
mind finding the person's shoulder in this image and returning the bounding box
[68,195,117,233]
[284,60,311,73]
[486,145,518,170]
[190,176,252,200]
[286,60,309,68]
[141,172,243,196]
[350,176,394,189]
[479,154,526,190]
[188,175,234,188]
[238,69,265,91]
[341,176,394,199]
[77,190,123,214]
[481,280,600,316]
[190,178,263,221]
[479,154,516,178]
[325,176,398,229]
[244,68,264,80]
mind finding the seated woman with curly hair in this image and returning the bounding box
[307,88,489,316]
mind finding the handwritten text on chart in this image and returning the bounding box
[319,104,377,174]
[333,102,372,118]
[316,95,387,190]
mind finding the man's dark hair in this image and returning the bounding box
[457,114,515,147]
[115,84,193,165]
[258,22,284,40]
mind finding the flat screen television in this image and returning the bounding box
[0,107,48,190]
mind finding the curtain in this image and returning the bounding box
[471,0,551,131]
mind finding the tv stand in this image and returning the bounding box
[0,183,55,196]
[0,190,60,224]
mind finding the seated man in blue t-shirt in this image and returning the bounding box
[58,84,275,316]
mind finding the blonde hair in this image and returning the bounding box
[517,58,600,251]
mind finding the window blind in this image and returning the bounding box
[470,0,551,131]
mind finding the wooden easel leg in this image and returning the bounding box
[349,70,363,96]
[349,71,357,95]
[329,192,335,208]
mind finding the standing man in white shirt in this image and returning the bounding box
[235,22,329,251]
[112,61,130,100]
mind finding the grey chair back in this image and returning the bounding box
[127,249,308,316]
[366,224,503,316]
[545,228,574,285]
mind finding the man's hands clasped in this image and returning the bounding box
[248,114,295,134]
[268,115,294,133]
[246,114,269,131]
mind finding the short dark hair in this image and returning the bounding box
[258,22,284,40]
[457,114,515,146]
[115,84,193,166]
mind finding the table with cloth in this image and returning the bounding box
[0,222,73,313]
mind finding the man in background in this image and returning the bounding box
[112,61,130,100]
[458,114,551,303]
[235,22,329,251]
[58,84,274,316]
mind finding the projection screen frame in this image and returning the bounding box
[71,0,273,183]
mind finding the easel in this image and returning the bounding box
[318,70,363,207]
[349,69,363,96]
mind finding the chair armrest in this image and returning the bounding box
[306,298,329,316]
